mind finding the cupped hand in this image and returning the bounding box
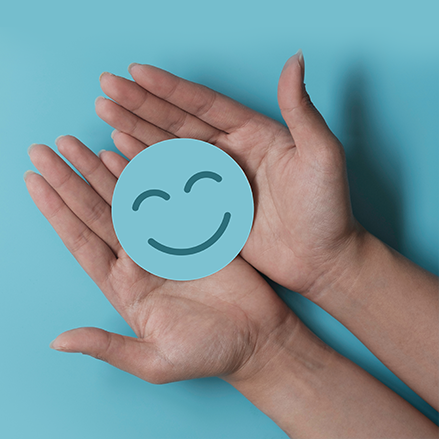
[95,51,361,298]
[25,136,296,383]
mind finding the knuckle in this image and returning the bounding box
[46,201,65,221]
[192,88,217,117]
[95,331,116,363]
[130,89,149,113]
[130,114,140,135]
[84,200,108,227]
[161,78,179,101]
[166,111,188,134]
[205,129,221,145]
[68,227,93,253]
[82,157,102,178]
[53,169,74,190]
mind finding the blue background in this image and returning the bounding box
[1,0,438,437]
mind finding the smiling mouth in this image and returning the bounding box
[148,212,231,256]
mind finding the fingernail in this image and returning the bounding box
[296,49,304,78]
[27,143,38,155]
[297,48,303,65]
[98,149,106,157]
[111,129,119,140]
[128,63,140,73]
[99,71,114,81]
[49,337,66,351]
[23,170,35,181]
[95,96,105,106]
[54,135,65,147]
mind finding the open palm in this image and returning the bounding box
[96,52,359,297]
[25,136,295,383]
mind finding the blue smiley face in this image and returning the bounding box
[112,138,254,280]
[132,171,231,256]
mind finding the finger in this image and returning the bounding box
[24,171,116,290]
[99,149,129,178]
[100,73,223,144]
[111,130,146,160]
[128,63,260,133]
[95,96,175,147]
[29,143,121,255]
[50,327,170,384]
[55,135,117,205]
[277,50,341,154]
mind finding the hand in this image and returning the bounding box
[25,136,296,383]
[95,51,360,298]
[97,53,439,413]
[24,138,439,438]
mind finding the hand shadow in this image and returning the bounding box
[339,63,403,252]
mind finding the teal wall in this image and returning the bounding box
[1,0,437,437]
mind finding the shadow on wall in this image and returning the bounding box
[339,63,403,252]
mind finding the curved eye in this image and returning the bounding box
[132,189,170,211]
[184,171,222,193]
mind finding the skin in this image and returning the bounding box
[24,51,439,438]
[95,56,355,297]
[25,137,295,383]
[94,52,439,408]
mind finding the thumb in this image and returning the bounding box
[50,327,166,383]
[278,50,340,153]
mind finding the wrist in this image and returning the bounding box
[222,315,336,435]
[223,310,299,384]
[304,222,377,309]
[304,224,439,410]
[223,315,439,439]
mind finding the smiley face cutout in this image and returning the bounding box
[132,171,231,256]
[112,138,254,281]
